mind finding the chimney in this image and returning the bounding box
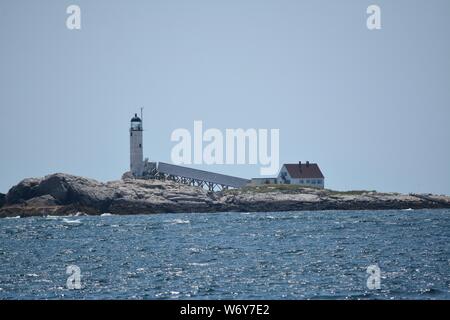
[298,161,302,172]
[306,161,310,167]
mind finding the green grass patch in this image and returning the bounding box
[326,189,377,196]
[223,184,378,196]
[224,184,323,194]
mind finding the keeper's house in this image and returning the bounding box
[277,161,325,189]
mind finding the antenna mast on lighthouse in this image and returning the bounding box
[140,107,144,130]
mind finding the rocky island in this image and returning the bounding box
[0,173,450,218]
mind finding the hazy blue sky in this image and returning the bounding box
[1,0,449,194]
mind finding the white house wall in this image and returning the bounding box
[277,165,325,188]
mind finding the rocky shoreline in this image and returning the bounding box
[1,173,450,218]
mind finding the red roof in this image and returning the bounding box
[283,163,324,179]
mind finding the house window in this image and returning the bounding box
[139,144,142,148]
[300,180,304,184]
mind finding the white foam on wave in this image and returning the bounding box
[189,262,210,267]
[45,214,80,220]
[165,218,190,225]
[62,218,82,225]
[5,216,20,219]
[101,213,113,217]
[45,213,85,220]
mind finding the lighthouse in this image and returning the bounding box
[130,112,144,177]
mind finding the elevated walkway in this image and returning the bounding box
[155,162,250,191]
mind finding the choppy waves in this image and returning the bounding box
[0,209,449,299]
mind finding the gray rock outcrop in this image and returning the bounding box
[0,193,5,208]
[1,173,450,218]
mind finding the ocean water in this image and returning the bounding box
[0,209,449,300]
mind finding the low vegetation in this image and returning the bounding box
[222,184,378,196]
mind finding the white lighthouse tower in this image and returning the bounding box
[130,111,144,177]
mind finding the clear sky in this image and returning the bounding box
[1,0,449,194]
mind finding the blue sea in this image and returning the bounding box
[0,209,449,300]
